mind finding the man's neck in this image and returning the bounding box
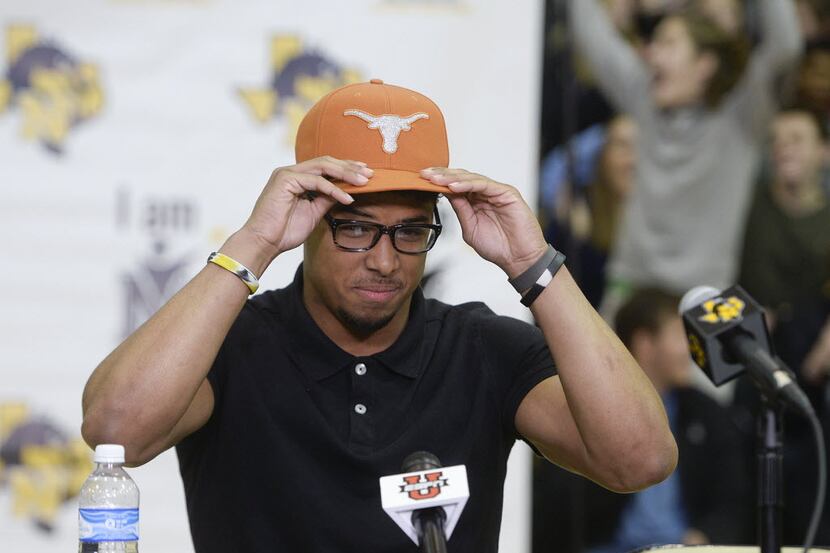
[772,176,826,218]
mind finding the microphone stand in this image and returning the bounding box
[401,451,450,553]
[412,507,448,553]
[757,398,784,553]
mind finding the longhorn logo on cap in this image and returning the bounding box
[344,109,429,154]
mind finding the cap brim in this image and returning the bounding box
[334,168,448,195]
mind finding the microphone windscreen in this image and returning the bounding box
[679,285,720,315]
[401,451,442,473]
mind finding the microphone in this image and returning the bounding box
[379,451,469,552]
[679,285,814,416]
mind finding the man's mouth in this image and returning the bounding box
[352,282,403,302]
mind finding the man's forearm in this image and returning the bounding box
[529,267,677,490]
[81,230,266,463]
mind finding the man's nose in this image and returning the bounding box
[365,232,400,275]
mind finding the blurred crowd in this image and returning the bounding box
[533,0,830,551]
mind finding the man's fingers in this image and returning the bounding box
[421,167,474,182]
[284,171,355,205]
[421,168,510,196]
[305,174,355,205]
[445,177,505,196]
[294,155,366,174]
[445,179,484,193]
[295,156,373,186]
[447,194,475,223]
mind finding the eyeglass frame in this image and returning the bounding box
[323,205,443,254]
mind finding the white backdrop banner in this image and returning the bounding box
[0,0,543,551]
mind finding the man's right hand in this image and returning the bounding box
[82,156,371,465]
[222,156,372,276]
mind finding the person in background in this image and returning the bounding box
[698,0,744,36]
[634,0,745,42]
[569,0,802,318]
[533,288,750,553]
[739,107,830,383]
[539,0,641,157]
[796,0,830,42]
[540,124,609,229]
[796,41,830,130]
[736,106,830,544]
[544,116,637,307]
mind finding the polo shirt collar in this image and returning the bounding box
[284,265,426,382]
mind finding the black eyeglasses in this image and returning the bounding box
[324,206,442,254]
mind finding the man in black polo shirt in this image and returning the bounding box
[82,80,678,552]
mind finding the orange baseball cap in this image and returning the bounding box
[295,79,449,194]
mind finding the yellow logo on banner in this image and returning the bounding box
[238,35,360,145]
[0,25,104,154]
[698,296,746,324]
[0,402,93,532]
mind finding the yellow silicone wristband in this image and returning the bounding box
[207,252,259,294]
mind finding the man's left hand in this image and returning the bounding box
[421,168,548,278]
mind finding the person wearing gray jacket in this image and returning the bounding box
[569,0,802,311]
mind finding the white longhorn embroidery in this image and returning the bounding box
[343,109,429,154]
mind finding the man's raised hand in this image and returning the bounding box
[421,167,548,279]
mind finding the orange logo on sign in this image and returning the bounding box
[400,471,448,500]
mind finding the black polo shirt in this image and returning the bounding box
[176,265,556,552]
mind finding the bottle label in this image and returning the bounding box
[79,508,139,542]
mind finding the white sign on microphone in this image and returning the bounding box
[379,464,469,544]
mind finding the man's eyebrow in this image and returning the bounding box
[401,215,430,223]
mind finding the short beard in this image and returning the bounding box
[335,307,396,336]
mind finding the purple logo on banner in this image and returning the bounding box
[238,34,361,145]
[0,402,92,533]
[0,25,104,155]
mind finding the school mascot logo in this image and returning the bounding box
[0,402,92,533]
[400,471,448,500]
[0,25,104,154]
[698,296,746,325]
[238,34,360,145]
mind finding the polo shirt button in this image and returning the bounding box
[354,403,367,415]
[355,363,367,376]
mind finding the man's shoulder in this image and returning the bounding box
[422,295,542,339]
[424,295,522,321]
[220,286,294,344]
[247,284,291,312]
[423,295,488,318]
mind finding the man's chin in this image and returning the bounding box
[335,307,396,336]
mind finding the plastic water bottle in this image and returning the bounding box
[78,444,139,553]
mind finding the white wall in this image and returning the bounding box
[0,1,543,550]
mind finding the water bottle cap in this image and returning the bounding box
[94,444,125,463]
